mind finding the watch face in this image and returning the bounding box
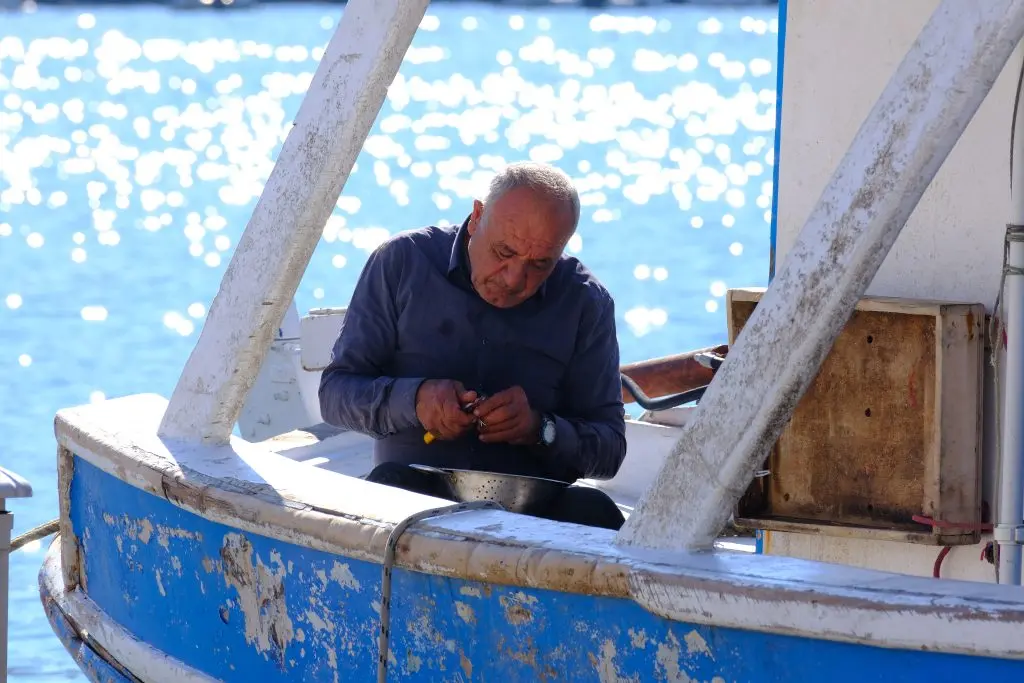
[542,419,557,445]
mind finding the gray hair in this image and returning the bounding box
[484,161,581,231]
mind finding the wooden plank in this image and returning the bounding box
[934,309,986,530]
[729,287,981,316]
[731,517,977,547]
[158,0,430,443]
[614,0,1024,552]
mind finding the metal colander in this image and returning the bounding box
[409,464,568,515]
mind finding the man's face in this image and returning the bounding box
[466,187,574,309]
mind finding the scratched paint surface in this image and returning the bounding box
[67,456,1024,682]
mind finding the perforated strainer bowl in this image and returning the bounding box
[409,464,569,515]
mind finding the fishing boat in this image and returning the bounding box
[35,0,1024,680]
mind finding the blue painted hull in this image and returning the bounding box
[40,454,1024,682]
[40,570,134,683]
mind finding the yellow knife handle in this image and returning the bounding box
[423,431,436,444]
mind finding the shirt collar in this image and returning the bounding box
[446,215,548,300]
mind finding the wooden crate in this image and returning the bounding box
[728,288,985,545]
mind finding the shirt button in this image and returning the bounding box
[482,337,488,345]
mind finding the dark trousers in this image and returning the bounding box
[365,462,626,531]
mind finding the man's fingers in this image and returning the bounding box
[446,399,476,422]
[435,402,475,439]
[444,381,464,402]
[436,414,469,440]
[477,413,533,443]
[473,393,513,419]
[458,390,478,405]
[478,426,522,443]
[477,405,517,427]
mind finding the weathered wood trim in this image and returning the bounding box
[56,445,80,593]
[52,394,1024,659]
[732,517,977,546]
[729,287,987,317]
[934,306,986,536]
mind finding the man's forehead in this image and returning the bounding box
[485,190,574,248]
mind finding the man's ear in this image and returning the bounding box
[468,199,485,236]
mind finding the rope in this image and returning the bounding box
[989,223,1024,583]
[376,501,502,683]
[10,519,59,552]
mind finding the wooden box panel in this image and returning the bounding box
[728,288,985,545]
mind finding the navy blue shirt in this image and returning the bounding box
[318,218,626,483]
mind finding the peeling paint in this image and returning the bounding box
[155,569,166,597]
[327,649,339,683]
[629,629,648,649]
[594,640,640,683]
[459,586,482,598]
[219,533,294,667]
[500,591,538,626]
[460,652,472,678]
[304,609,334,633]
[122,516,154,545]
[329,561,360,591]
[408,654,422,673]
[655,632,702,683]
[455,601,476,625]
[684,631,711,658]
[156,524,202,549]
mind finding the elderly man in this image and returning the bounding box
[319,162,626,530]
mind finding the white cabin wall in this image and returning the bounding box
[767,0,1017,582]
[775,0,1015,306]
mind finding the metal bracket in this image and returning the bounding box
[992,523,1024,544]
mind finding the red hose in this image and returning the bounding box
[933,546,952,578]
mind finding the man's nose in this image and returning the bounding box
[503,264,527,292]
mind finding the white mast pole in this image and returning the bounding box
[159,0,429,443]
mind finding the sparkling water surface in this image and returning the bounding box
[0,3,777,678]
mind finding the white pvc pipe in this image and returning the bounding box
[997,43,1024,586]
[617,0,1024,552]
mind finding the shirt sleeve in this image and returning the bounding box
[546,289,627,480]
[318,239,425,438]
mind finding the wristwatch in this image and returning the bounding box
[538,413,557,447]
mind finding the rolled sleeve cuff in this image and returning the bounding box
[387,377,426,432]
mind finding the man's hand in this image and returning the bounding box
[416,380,478,440]
[473,386,541,445]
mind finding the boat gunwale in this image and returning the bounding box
[51,392,1024,661]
